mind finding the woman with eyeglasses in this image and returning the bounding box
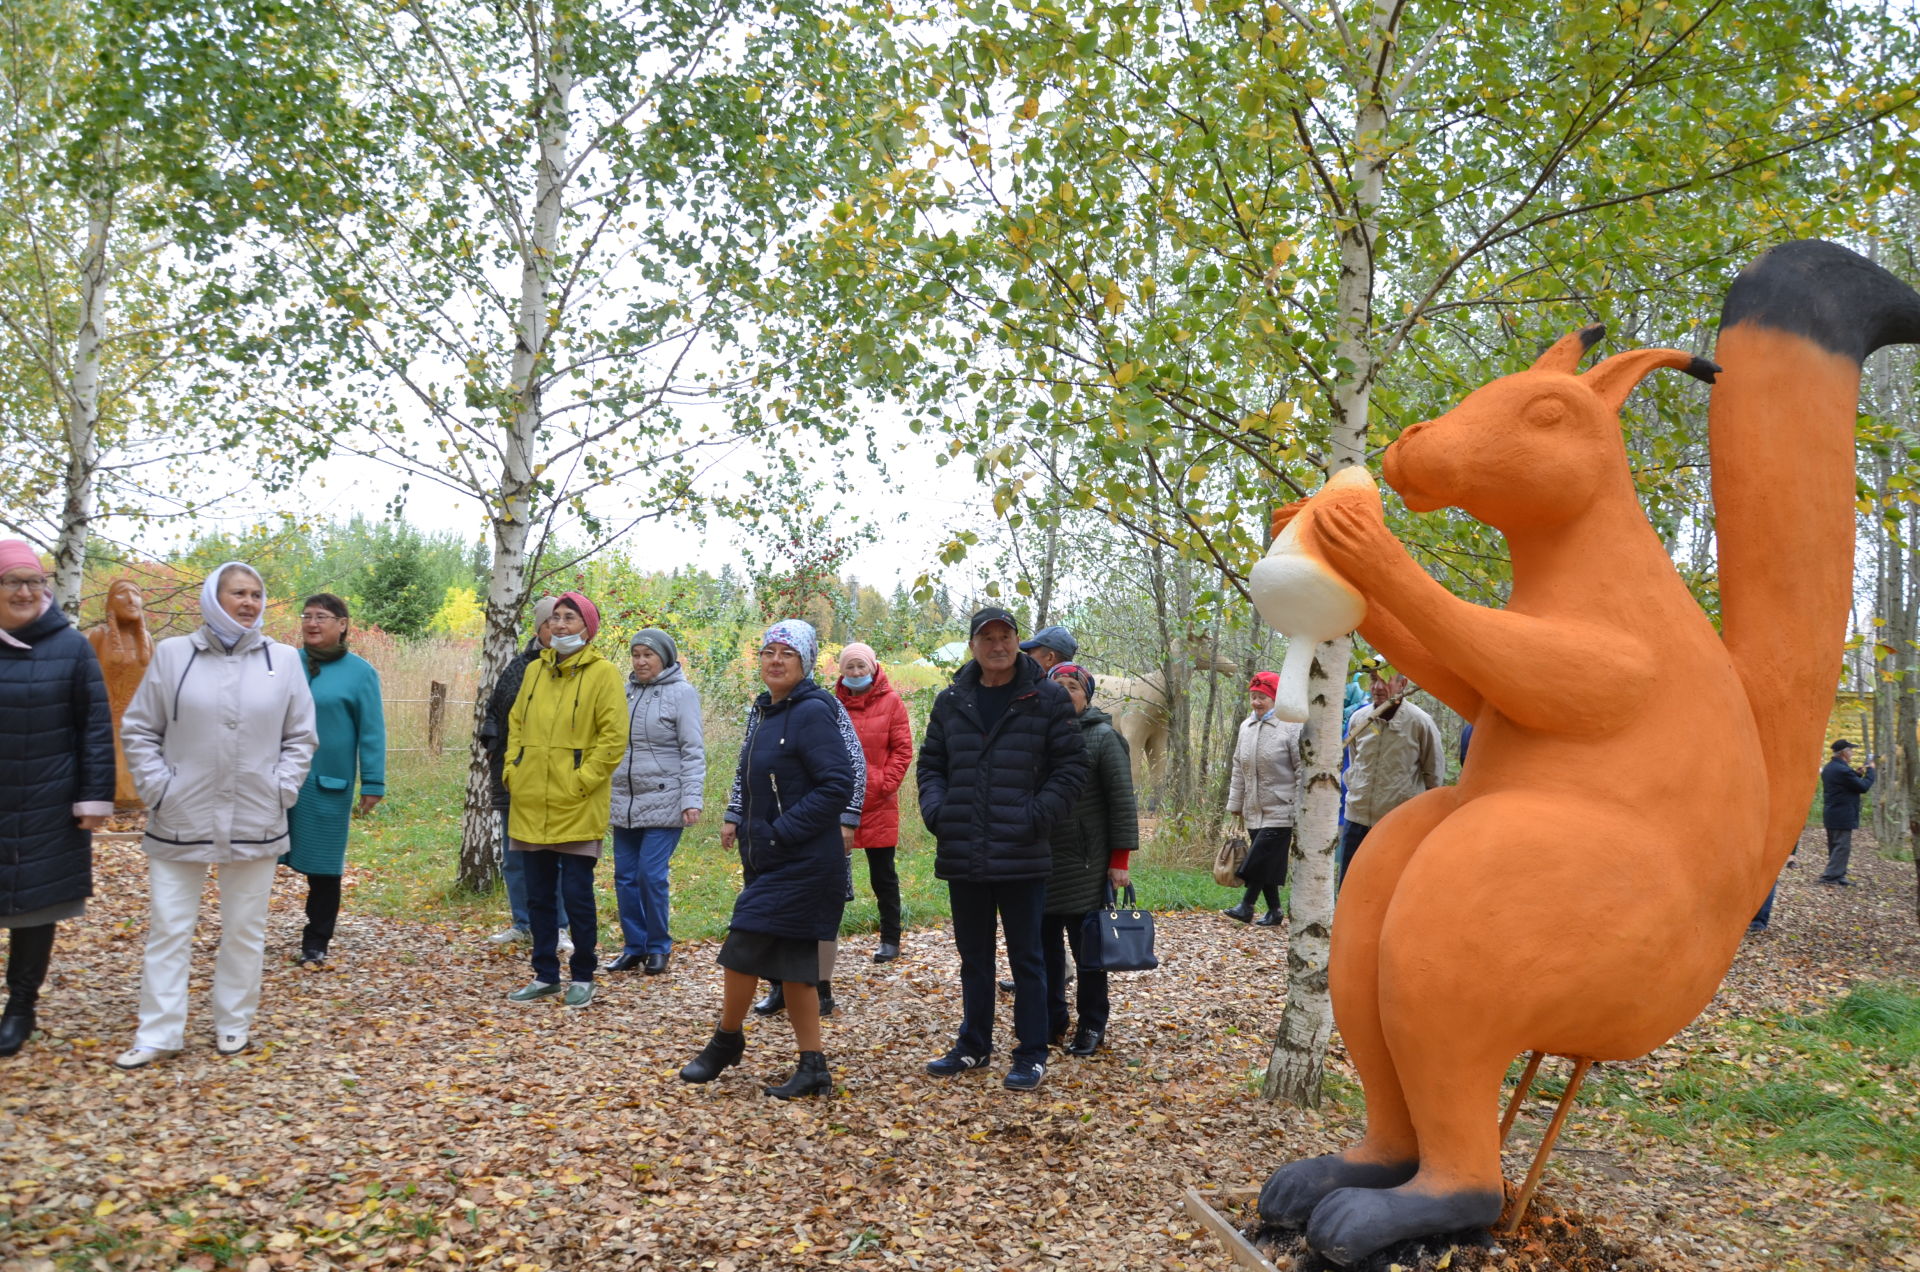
[0,542,115,1058]
[282,594,386,968]
[680,620,855,1099]
[116,562,316,1069]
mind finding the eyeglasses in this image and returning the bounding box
[300,612,343,623]
[1,575,48,593]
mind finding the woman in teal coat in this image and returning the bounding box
[285,594,386,966]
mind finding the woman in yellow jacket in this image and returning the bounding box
[503,591,628,1007]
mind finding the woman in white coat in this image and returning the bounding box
[115,563,316,1068]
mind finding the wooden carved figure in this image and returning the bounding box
[85,578,154,809]
[1251,241,1920,1266]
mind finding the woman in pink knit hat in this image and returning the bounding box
[0,542,115,1057]
[833,642,914,963]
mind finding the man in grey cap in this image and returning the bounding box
[919,606,1088,1091]
[1020,624,1077,672]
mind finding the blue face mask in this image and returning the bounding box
[842,674,874,691]
[551,632,588,657]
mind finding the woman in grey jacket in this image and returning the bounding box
[603,629,705,975]
[1224,671,1301,926]
[115,563,316,1069]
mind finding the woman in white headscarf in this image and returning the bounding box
[115,563,316,1069]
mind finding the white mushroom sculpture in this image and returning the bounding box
[1247,466,1375,721]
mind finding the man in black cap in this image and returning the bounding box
[1019,624,1078,672]
[1818,739,1875,887]
[918,606,1089,1091]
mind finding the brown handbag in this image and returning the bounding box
[1213,832,1249,887]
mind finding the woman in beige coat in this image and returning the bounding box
[115,563,316,1068]
[1224,671,1302,926]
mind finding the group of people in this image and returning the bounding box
[0,545,385,1067]
[1220,662,1446,922]
[6,536,1866,1090]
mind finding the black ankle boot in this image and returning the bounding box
[764,1050,832,1099]
[817,979,835,1018]
[678,1027,746,1083]
[0,1010,35,1058]
[752,982,785,1016]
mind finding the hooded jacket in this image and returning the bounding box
[917,651,1090,883]
[725,679,857,941]
[835,665,914,850]
[1044,705,1137,917]
[121,626,318,863]
[0,605,114,917]
[610,662,706,829]
[504,644,629,844]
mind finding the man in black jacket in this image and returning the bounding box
[1818,738,1875,887]
[918,607,1090,1091]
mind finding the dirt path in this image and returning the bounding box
[1,831,1913,1271]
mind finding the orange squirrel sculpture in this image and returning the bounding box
[1257,241,1920,1266]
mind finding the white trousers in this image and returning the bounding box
[135,856,278,1050]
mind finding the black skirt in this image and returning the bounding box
[1239,826,1293,890]
[717,929,821,985]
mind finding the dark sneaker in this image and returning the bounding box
[1003,1059,1046,1091]
[926,1048,990,1077]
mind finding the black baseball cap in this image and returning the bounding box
[1832,739,1856,752]
[969,606,1018,637]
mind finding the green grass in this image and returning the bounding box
[344,753,1248,941]
[1603,982,1920,1196]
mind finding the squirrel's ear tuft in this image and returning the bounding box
[1579,348,1707,413]
[1532,324,1607,374]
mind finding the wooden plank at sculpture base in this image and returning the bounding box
[1183,1188,1281,1272]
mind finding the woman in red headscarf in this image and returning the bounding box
[1223,671,1302,926]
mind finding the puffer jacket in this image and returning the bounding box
[0,605,113,917]
[917,652,1090,884]
[610,663,706,829]
[835,666,914,850]
[725,679,856,941]
[504,645,629,844]
[1226,712,1303,829]
[121,626,317,863]
[481,637,542,809]
[1044,706,1137,917]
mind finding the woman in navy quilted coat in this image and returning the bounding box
[0,541,114,1057]
[678,619,854,1100]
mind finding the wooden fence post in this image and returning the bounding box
[428,681,448,756]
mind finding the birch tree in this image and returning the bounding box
[207,0,890,888]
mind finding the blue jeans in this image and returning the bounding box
[500,813,567,933]
[1752,884,1777,929]
[611,825,682,957]
[949,878,1049,1065]
[520,851,598,983]
[1337,820,1372,891]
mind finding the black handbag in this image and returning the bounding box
[1080,883,1158,972]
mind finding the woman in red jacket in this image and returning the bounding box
[834,643,914,961]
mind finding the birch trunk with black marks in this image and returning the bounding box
[458,26,575,892]
[54,189,113,616]
[1265,0,1393,1106]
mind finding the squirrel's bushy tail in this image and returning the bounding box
[1711,241,1920,883]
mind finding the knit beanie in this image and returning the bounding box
[0,540,43,578]
[630,627,678,668]
[532,595,559,629]
[556,591,600,640]
[838,641,877,671]
[1249,671,1280,698]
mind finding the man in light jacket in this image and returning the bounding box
[116,563,316,1069]
[1339,668,1444,889]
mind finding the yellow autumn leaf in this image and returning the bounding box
[94,1199,120,1217]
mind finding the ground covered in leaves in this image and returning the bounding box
[2,831,1915,1271]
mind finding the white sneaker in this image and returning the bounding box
[114,1046,179,1070]
[216,1030,251,1056]
[557,930,575,957]
[486,925,532,945]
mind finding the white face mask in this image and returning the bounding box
[552,632,588,657]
